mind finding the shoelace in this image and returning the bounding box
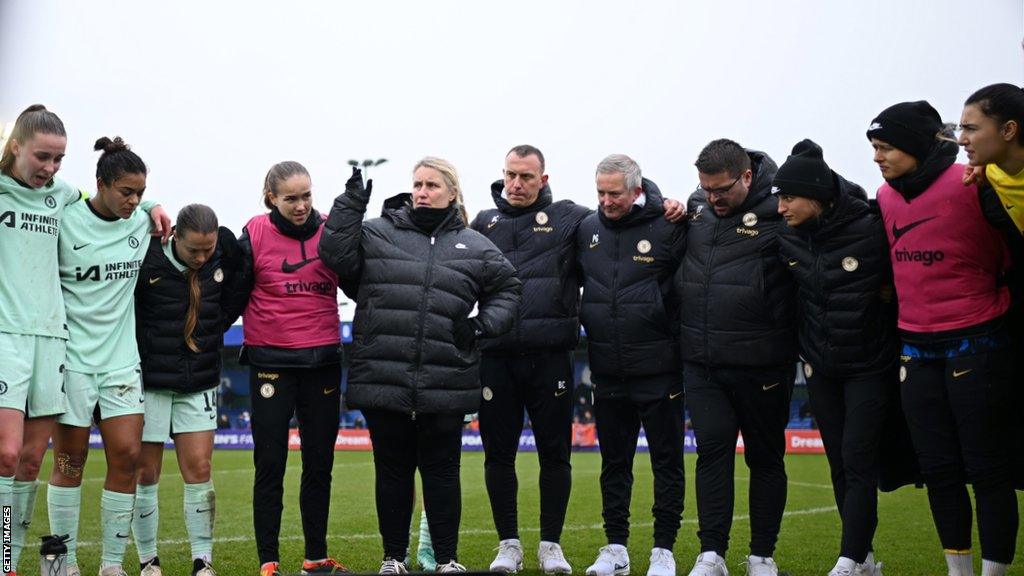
[742,558,777,576]
[540,544,566,561]
[690,558,719,576]
[495,541,521,555]
[439,561,467,572]
[380,559,405,574]
[650,549,673,566]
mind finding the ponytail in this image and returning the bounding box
[0,104,66,180]
[176,204,220,353]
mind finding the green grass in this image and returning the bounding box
[14,449,1024,575]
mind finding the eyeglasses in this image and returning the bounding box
[700,175,742,198]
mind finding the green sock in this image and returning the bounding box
[47,484,81,568]
[132,483,159,563]
[11,479,38,570]
[100,489,135,568]
[417,509,435,570]
[183,480,214,562]
[0,475,13,512]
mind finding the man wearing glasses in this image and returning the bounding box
[676,139,797,576]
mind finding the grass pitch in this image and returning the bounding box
[15,449,1024,575]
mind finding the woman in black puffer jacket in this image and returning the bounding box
[773,140,901,576]
[319,157,520,573]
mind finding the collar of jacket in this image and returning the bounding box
[598,177,666,229]
[382,193,465,235]
[884,139,958,202]
[726,149,779,216]
[490,180,554,217]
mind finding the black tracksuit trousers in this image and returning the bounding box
[684,362,794,558]
[900,349,1018,564]
[478,351,574,543]
[593,388,686,551]
[363,408,466,565]
[250,365,342,564]
[805,365,893,563]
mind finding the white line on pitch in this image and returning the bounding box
[74,506,836,548]
[735,476,833,490]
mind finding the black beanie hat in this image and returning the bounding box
[771,139,836,201]
[866,101,943,162]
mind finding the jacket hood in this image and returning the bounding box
[733,149,779,213]
[490,180,554,216]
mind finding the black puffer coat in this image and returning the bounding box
[576,179,686,399]
[135,227,247,393]
[778,176,898,377]
[677,150,797,367]
[470,181,592,354]
[319,190,521,416]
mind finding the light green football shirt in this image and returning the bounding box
[59,199,153,372]
[0,174,85,339]
[162,239,188,273]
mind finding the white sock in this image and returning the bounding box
[945,550,974,576]
[981,559,1007,576]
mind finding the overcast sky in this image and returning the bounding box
[2,0,1022,237]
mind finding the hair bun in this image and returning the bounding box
[93,136,128,153]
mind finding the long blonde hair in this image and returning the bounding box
[413,156,468,226]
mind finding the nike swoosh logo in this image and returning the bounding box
[281,256,319,273]
[953,369,972,378]
[73,243,90,250]
[323,387,337,395]
[788,260,798,267]
[762,382,780,391]
[116,532,130,539]
[891,216,937,242]
[148,277,161,285]
[1005,204,1015,210]
[554,390,567,397]
[614,563,628,571]
[140,510,155,518]
[669,391,683,400]
[196,508,212,513]
[589,242,599,249]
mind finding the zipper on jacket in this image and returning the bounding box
[411,234,439,416]
[810,236,832,358]
[702,219,720,361]
[612,231,623,375]
[513,216,522,347]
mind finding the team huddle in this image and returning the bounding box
[0,82,1022,576]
